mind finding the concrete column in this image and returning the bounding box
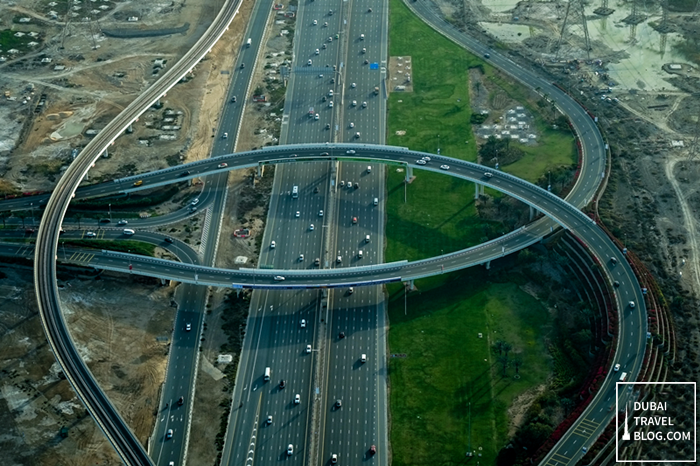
[485,260,491,270]
[474,182,480,200]
[529,205,536,220]
[405,280,416,290]
[257,163,264,178]
[160,278,167,285]
[103,147,108,158]
[405,165,413,182]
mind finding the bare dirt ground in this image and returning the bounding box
[0,0,227,193]
[0,266,175,466]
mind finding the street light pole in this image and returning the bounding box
[30,203,35,227]
[108,203,112,223]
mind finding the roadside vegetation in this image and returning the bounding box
[58,239,156,256]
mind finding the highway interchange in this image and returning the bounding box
[9,0,649,462]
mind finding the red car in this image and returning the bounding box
[352,217,357,224]
[370,445,376,455]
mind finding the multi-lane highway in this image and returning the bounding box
[24,0,646,459]
[32,0,247,463]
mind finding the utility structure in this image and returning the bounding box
[688,114,700,161]
[555,0,591,60]
[623,0,646,44]
[83,0,103,50]
[657,0,671,57]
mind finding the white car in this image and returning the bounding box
[328,90,334,96]
[613,363,621,372]
[306,344,312,353]
[629,301,635,308]
[351,82,356,88]
[361,354,367,363]
[294,394,301,404]
[299,253,304,261]
[314,113,320,120]
[267,415,273,424]
[340,181,345,187]
[287,444,294,456]
[271,240,276,249]
[186,323,192,331]
[416,159,427,165]
[422,156,431,162]
[307,59,313,66]
[349,122,355,128]
[355,132,361,138]
[309,224,315,231]
[117,220,128,226]
[331,454,338,464]
[352,100,357,106]
[440,165,450,170]
[300,319,306,328]
[319,210,324,217]
[313,19,317,25]
[274,276,285,281]
[166,429,173,439]
[329,101,334,108]
[315,48,320,55]
[85,231,97,238]
[295,211,300,218]
[361,101,367,108]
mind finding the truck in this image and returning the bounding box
[374,86,379,95]
[619,372,627,382]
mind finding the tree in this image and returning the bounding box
[493,339,505,355]
[15,211,29,228]
[503,342,513,358]
[498,355,509,376]
[0,210,9,228]
[513,357,522,375]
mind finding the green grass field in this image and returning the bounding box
[384,0,564,462]
[388,270,551,465]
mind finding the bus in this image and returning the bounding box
[292,186,299,198]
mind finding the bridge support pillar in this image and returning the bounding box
[530,205,537,220]
[102,147,108,158]
[126,124,134,134]
[257,163,264,179]
[475,182,482,199]
[405,165,413,182]
[160,278,166,285]
[485,260,491,270]
[405,280,416,291]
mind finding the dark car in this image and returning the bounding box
[339,332,345,339]
[165,237,174,243]
[99,218,111,223]
[180,171,191,177]
[613,280,620,288]
[325,123,331,130]
[279,379,286,389]
[354,182,359,189]
[25,228,35,235]
[484,53,491,58]
[178,396,184,406]
[330,77,335,84]
[314,186,319,193]
[231,96,237,103]
[241,63,245,68]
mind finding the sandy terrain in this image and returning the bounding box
[0,266,174,466]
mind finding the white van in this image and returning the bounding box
[264,367,271,382]
[365,235,370,243]
[358,250,363,258]
[123,229,135,236]
[367,166,371,173]
[373,198,378,206]
[619,372,627,382]
[361,354,367,363]
[246,38,252,47]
